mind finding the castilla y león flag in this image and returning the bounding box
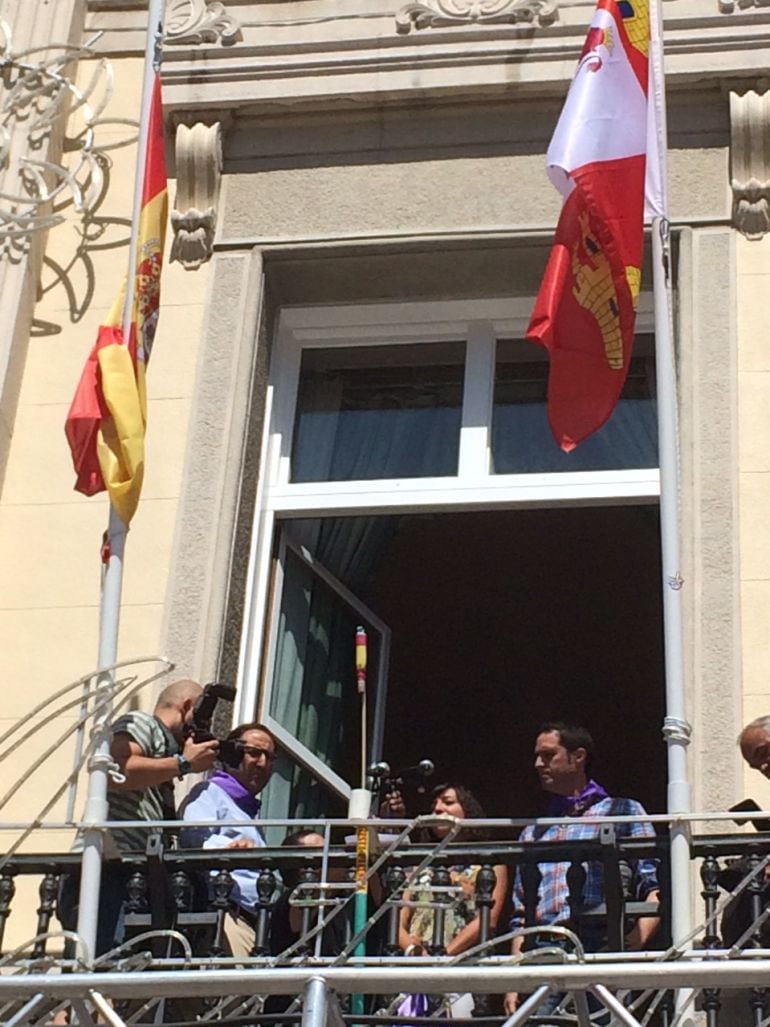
[65,73,168,525]
[529,0,664,451]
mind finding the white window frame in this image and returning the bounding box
[236,296,658,725]
[259,529,391,801]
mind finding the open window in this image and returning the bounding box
[260,528,390,820]
[238,298,665,820]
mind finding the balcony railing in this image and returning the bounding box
[0,816,769,1026]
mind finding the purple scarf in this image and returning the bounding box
[209,770,262,819]
[547,779,609,818]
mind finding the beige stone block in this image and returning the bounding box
[0,607,98,718]
[0,713,79,825]
[741,580,770,697]
[148,301,205,402]
[737,274,770,372]
[76,57,144,122]
[142,397,191,501]
[0,502,108,610]
[114,604,167,681]
[18,316,103,408]
[738,372,770,472]
[739,472,770,582]
[120,497,177,607]
[2,402,79,506]
[737,233,770,277]
[161,254,210,313]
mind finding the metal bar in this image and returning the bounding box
[75,0,165,962]
[3,993,45,1027]
[499,986,551,1027]
[301,977,330,1027]
[88,990,129,1027]
[592,984,644,1027]
[7,963,770,1000]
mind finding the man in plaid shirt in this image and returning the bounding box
[503,722,660,1018]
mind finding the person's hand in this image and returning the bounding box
[182,736,219,772]
[379,789,406,818]
[402,934,427,955]
[227,838,256,850]
[503,993,519,1015]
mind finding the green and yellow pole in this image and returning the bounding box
[351,626,369,1017]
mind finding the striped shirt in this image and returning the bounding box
[107,710,180,853]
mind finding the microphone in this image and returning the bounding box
[388,759,435,794]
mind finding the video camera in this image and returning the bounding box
[187,682,242,768]
[369,758,435,802]
[729,798,770,833]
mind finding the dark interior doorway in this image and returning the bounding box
[359,505,666,819]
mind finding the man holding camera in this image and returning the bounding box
[180,721,277,957]
[58,678,219,955]
[108,678,220,851]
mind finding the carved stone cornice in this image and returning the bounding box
[170,121,222,270]
[718,0,769,12]
[165,0,241,46]
[395,0,558,33]
[729,89,770,240]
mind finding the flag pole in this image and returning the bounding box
[649,0,694,971]
[75,0,165,962]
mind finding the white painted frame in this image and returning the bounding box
[259,530,392,801]
[236,296,659,739]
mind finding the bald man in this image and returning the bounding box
[58,679,219,955]
[739,716,770,780]
[107,678,219,852]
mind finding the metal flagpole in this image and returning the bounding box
[75,0,165,962]
[649,0,694,996]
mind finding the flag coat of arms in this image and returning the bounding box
[529,0,663,451]
[65,73,168,525]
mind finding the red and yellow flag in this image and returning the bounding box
[529,0,662,451]
[65,73,168,525]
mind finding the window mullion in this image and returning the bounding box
[458,321,496,480]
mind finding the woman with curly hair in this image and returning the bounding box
[398,782,508,958]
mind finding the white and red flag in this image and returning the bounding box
[528,0,665,451]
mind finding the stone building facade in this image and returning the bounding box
[0,0,769,928]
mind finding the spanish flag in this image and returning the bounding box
[529,0,664,451]
[65,73,168,525]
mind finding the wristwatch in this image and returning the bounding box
[175,753,192,778]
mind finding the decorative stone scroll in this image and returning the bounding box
[165,0,241,46]
[395,0,557,33]
[729,89,770,240]
[170,122,222,270]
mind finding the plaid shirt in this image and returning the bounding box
[510,796,659,930]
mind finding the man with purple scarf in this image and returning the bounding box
[180,721,277,957]
[504,722,660,1018]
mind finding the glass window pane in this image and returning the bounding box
[268,547,381,819]
[291,342,465,482]
[492,337,658,473]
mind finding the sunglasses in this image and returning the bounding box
[238,745,276,763]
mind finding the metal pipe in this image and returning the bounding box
[301,977,330,1027]
[592,984,644,1027]
[74,0,165,963]
[500,986,552,1027]
[6,962,770,1000]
